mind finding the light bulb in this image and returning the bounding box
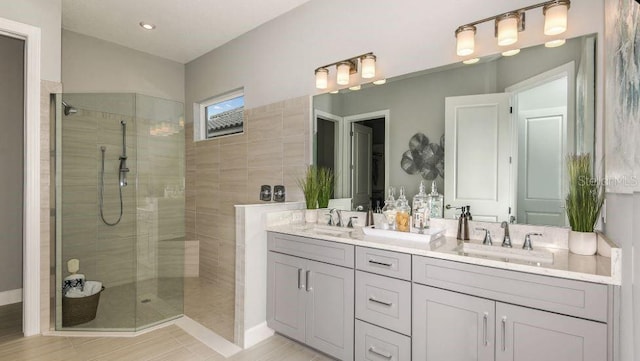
[456,26,476,56]
[497,13,519,46]
[544,2,569,36]
[315,68,328,89]
[336,62,351,85]
[361,55,376,79]
[349,85,361,91]
[373,79,387,85]
[462,58,480,65]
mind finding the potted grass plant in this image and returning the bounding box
[298,165,319,223]
[565,154,605,255]
[317,167,334,209]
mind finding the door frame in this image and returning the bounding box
[506,62,575,223]
[0,17,42,336]
[314,110,344,196]
[342,110,390,202]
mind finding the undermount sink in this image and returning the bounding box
[459,242,554,265]
[294,224,353,238]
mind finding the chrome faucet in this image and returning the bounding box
[328,208,343,227]
[476,228,492,246]
[501,221,512,248]
[523,233,542,250]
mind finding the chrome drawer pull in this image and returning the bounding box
[501,316,507,351]
[483,312,488,346]
[368,297,393,307]
[368,259,393,267]
[368,346,392,359]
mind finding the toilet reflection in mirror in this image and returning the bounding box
[313,34,597,227]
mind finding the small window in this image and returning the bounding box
[198,89,244,140]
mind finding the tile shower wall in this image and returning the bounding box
[185,96,310,288]
[61,107,138,288]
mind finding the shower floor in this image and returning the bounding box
[184,277,235,342]
[63,278,183,331]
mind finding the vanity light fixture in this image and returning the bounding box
[329,90,340,94]
[349,85,362,91]
[139,21,156,30]
[314,52,376,89]
[315,68,329,89]
[502,49,521,57]
[543,1,570,35]
[373,79,387,85]
[462,58,480,65]
[456,25,476,56]
[454,0,570,56]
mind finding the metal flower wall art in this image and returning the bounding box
[400,133,445,181]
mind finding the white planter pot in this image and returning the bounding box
[305,209,319,224]
[568,230,597,256]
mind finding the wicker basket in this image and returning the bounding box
[62,286,105,327]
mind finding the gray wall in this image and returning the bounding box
[62,30,185,102]
[0,35,24,293]
[0,0,62,82]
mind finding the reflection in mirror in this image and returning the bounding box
[313,34,597,226]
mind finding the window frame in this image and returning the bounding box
[198,88,245,140]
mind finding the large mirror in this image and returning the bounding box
[313,34,597,227]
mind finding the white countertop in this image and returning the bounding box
[266,223,621,285]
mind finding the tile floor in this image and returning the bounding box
[184,277,234,342]
[0,303,331,361]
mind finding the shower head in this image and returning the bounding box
[61,101,77,116]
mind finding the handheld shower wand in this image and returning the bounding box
[99,120,129,226]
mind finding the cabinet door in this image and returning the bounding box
[305,259,355,361]
[413,285,495,361]
[267,251,307,343]
[496,302,607,361]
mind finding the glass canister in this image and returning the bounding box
[395,186,411,232]
[412,180,428,232]
[381,186,397,230]
[427,180,444,218]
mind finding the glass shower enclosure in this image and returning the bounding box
[54,93,185,331]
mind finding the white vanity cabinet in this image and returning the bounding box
[412,256,611,361]
[267,232,355,361]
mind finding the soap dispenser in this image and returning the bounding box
[395,186,411,232]
[412,180,428,233]
[457,206,466,240]
[427,180,443,219]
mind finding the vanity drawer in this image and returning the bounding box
[356,271,412,336]
[268,232,354,268]
[355,320,411,361]
[412,256,609,322]
[356,247,411,281]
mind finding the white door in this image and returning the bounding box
[444,94,512,222]
[517,107,567,226]
[351,123,372,210]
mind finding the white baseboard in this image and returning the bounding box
[244,322,275,349]
[0,288,22,306]
[176,316,242,357]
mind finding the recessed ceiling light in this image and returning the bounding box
[545,39,566,48]
[139,22,156,30]
[463,58,480,65]
[502,49,521,57]
[373,79,387,85]
[349,85,362,91]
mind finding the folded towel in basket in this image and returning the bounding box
[65,281,103,298]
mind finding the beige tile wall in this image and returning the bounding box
[185,96,310,290]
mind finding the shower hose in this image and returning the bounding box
[99,146,123,226]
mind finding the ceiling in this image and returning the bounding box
[62,0,312,64]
